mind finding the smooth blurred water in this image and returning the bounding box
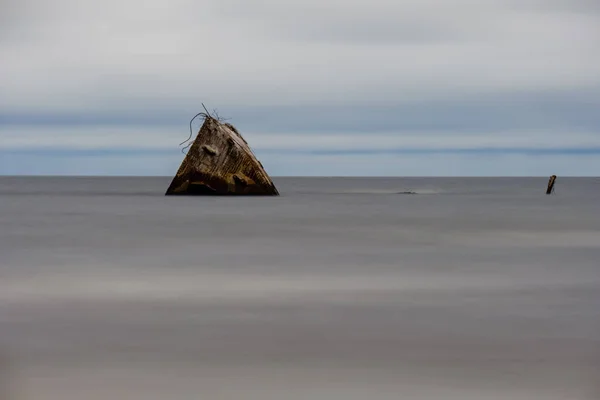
[0,176,599,399]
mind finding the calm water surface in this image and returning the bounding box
[0,177,599,399]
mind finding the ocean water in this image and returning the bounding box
[0,176,599,399]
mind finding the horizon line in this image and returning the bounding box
[1,175,598,179]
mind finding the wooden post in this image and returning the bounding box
[546,175,557,195]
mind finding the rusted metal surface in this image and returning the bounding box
[165,115,279,196]
[546,175,557,195]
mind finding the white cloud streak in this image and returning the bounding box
[3,151,599,176]
[1,125,599,151]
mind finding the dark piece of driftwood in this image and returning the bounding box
[166,114,279,196]
[546,175,557,195]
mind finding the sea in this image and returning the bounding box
[0,176,599,399]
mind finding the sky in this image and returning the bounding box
[1,0,599,176]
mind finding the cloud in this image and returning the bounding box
[509,0,600,14]
[0,0,598,175]
[215,0,496,44]
[3,150,599,177]
[2,125,600,152]
[3,88,599,131]
[263,152,600,176]
[1,0,598,113]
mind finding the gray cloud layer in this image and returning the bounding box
[2,0,599,110]
[0,0,599,175]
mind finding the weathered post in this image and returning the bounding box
[546,175,557,195]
